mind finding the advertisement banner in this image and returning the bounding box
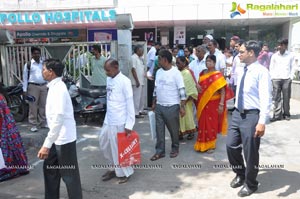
[87,29,117,42]
[174,26,186,45]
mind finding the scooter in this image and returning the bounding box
[0,83,28,122]
[63,75,107,123]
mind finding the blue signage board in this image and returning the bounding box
[16,29,79,38]
[0,9,116,25]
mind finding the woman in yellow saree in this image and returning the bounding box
[176,56,198,140]
[194,54,233,153]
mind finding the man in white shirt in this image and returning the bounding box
[147,42,161,77]
[22,46,48,132]
[99,59,135,184]
[202,34,213,45]
[37,59,82,199]
[269,39,295,121]
[230,39,245,95]
[207,39,226,74]
[189,45,207,82]
[129,45,147,118]
[150,49,186,161]
[226,40,272,197]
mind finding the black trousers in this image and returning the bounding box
[272,79,291,119]
[147,79,155,107]
[226,109,260,190]
[43,141,82,199]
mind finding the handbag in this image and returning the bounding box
[117,131,141,167]
[0,148,6,169]
[148,111,156,140]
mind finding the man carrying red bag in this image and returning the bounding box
[99,59,135,184]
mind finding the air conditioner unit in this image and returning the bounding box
[0,30,14,44]
[116,14,134,30]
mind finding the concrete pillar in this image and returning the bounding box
[117,29,132,77]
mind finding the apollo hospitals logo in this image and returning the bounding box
[230,2,246,18]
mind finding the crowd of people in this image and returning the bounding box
[139,36,295,197]
[0,35,297,198]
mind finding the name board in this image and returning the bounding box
[0,9,116,25]
[16,30,79,38]
[0,0,117,11]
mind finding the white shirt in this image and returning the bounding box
[22,59,47,92]
[269,50,295,79]
[43,77,77,148]
[146,46,156,75]
[129,53,146,86]
[155,66,185,106]
[231,54,245,85]
[105,72,135,130]
[189,58,207,82]
[235,61,272,124]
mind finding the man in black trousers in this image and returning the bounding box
[226,40,272,197]
[37,59,82,199]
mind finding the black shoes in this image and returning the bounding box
[270,115,291,122]
[237,185,258,197]
[230,175,245,188]
[270,117,281,122]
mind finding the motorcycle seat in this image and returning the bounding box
[78,87,106,98]
[2,84,23,95]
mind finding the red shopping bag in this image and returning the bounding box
[117,131,141,167]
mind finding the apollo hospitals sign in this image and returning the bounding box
[0,9,116,25]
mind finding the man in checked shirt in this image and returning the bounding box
[150,49,187,161]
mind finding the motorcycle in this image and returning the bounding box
[63,75,107,123]
[0,83,28,122]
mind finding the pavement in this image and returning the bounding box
[15,99,300,199]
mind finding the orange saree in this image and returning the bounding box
[194,71,233,152]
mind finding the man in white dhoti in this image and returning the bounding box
[129,45,147,118]
[99,58,135,184]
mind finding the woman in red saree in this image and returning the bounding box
[0,92,29,181]
[194,54,233,153]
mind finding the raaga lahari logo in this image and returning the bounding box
[230,2,246,18]
[230,2,299,18]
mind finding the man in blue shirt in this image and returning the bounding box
[226,40,272,197]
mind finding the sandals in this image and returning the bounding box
[118,176,130,184]
[187,133,194,140]
[206,149,215,154]
[150,153,165,161]
[102,171,116,181]
[170,151,179,158]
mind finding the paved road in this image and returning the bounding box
[0,100,300,199]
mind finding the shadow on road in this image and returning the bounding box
[258,169,300,197]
